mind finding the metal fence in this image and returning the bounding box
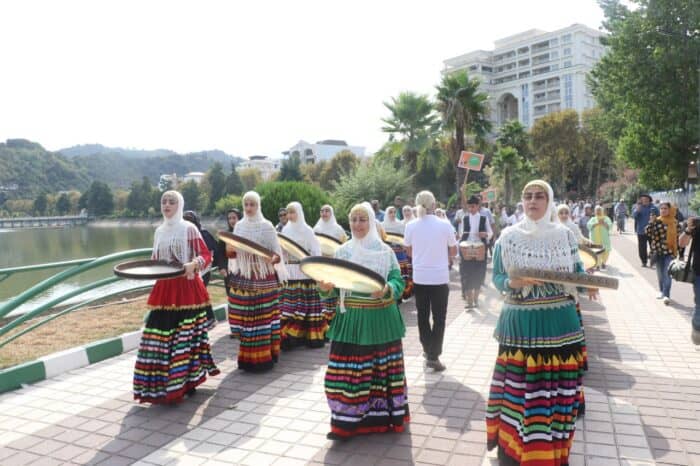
[649,186,698,218]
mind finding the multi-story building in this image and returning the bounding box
[237,155,281,180]
[442,23,605,129]
[284,140,365,164]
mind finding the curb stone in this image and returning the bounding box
[0,303,227,394]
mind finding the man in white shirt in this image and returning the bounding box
[404,190,458,372]
[457,196,493,309]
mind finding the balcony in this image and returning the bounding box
[533,81,546,92]
[533,105,547,117]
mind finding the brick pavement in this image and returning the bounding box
[0,235,699,465]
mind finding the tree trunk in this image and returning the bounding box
[504,166,512,207]
[455,125,466,203]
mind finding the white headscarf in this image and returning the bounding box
[402,205,415,223]
[382,206,405,234]
[152,190,205,265]
[313,204,346,241]
[497,180,579,297]
[282,201,321,256]
[233,191,287,282]
[557,203,586,244]
[335,202,400,312]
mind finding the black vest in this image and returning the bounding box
[461,215,487,244]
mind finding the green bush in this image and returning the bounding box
[214,194,243,215]
[256,181,330,226]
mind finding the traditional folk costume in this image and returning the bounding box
[313,205,347,323]
[321,202,409,438]
[457,205,492,308]
[487,181,586,466]
[382,207,414,300]
[280,202,327,349]
[217,209,242,338]
[133,191,219,404]
[229,192,286,372]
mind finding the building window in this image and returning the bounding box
[564,60,572,68]
[563,47,572,56]
[562,33,572,44]
[521,83,530,126]
[564,74,573,109]
[550,38,559,46]
[550,51,559,59]
[481,66,493,72]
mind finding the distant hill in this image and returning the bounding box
[0,139,243,198]
[0,139,90,198]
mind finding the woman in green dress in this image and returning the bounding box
[318,201,408,439]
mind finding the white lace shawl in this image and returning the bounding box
[334,202,399,312]
[382,207,405,234]
[152,191,206,268]
[232,191,287,282]
[313,205,346,241]
[282,202,321,280]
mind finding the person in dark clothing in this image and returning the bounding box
[216,208,242,278]
[276,208,288,232]
[183,210,218,285]
[632,194,659,267]
[679,217,700,345]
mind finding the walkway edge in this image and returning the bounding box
[0,303,227,394]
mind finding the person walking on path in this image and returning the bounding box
[645,202,680,305]
[614,198,628,234]
[318,202,408,439]
[588,205,613,270]
[486,179,595,466]
[633,194,658,267]
[404,190,457,372]
[679,217,700,344]
[133,190,219,404]
[457,196,492,310]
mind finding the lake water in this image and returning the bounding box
[0,225,161,315]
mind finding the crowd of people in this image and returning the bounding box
[129,181,700,466]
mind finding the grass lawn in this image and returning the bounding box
[0,282,228,369]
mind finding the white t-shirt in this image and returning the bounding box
[404,215,457,285]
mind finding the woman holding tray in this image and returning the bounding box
[280,201,326,349]
[133,190,219,404]
[317,202,408,440]
[229,191,286,372]
[313,204,347,243]
[487,180,597,466]
[382,206,414,302]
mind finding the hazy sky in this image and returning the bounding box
[0,0,605,158]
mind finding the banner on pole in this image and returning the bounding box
[481,188,497,202]
[458,151,484,171]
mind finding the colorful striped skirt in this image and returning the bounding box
[322,297,337,326]
[325,340,409,437]
[133,304,219,404]
[280,279,327,349]
[390,244,414,300]
[227,280,242,338]
[228,273,281,372]
[486,343,585,466]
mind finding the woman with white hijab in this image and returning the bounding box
[280,201,326,349]
[402,205,415,224]
[318,202,408,439]
[486,180,596,466]
[382,206,414,301]
[313,204,347,243]
[230,191,286,372]
[557,203,591,246]
[133,190,219,404]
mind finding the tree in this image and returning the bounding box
[33,192,48,215]
[239,168,263,192]
[214,194,243,215]
[205,162,227,212]
[225,163,244,195]
[180,180,202,212]
[279,154,303,182]
[126,176,156,216]
[530,110,582,198]
[85,181,114,216]
[381,92,440,172]
[435,71,492,196]
[496,120,531,160]
[580,108,616,198]
[300,160,328,186]
[490,147,519,207]
[256,181,330,226]
[590,0,700,188]
[55,193,71,215]
[319,150,360,190]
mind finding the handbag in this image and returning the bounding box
[668,239,695,283]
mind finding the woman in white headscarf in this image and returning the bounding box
[313,204,347,242]
[229,191,285,372]
[382,206,413,301]
[487,180,596,466]
[279,201,326,349]
[402,205,415,224]
[317,202,408,440]
[133,190,219,405]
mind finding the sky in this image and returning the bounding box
[0,0,606,158]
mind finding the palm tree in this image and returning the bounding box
[496,120,531,160]
[491,146,519,206]
[381,92,439,172]
[435,71,491,195]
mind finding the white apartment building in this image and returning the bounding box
[443,23,606,129]
[284,140,366,164]
[237,155,281,180]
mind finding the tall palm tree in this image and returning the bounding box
[491,146,519,206]
[382,92,440,172]
[435,71,491,196]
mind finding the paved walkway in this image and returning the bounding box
[1,233,700,466]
